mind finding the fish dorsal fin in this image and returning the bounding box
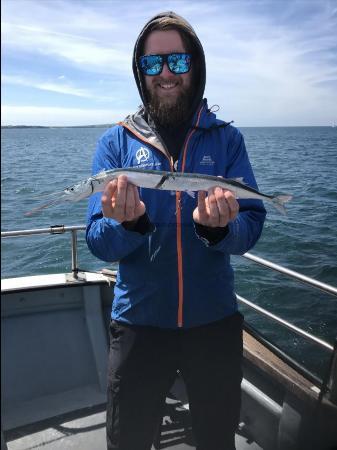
[94,170,109,181]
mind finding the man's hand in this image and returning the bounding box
[193,187,239,227]
[102,175,146,223]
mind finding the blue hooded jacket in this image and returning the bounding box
[86,12,266,329]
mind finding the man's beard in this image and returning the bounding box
[147,84,194,128]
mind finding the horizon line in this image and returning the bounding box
[2,124,336,129]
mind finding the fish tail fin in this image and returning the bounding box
[271,194,293,215]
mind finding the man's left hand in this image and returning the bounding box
[193,187,239,227]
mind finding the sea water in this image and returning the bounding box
[1,126,337,379]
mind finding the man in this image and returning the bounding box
[86,11,266,450]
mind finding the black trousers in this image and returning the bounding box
[106,312,243,450]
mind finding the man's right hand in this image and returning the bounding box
[101,175,146,224]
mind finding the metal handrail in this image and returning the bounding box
[1,225,86,278]
[3,225,336,297]
[237,295,333,351]
[1,225,86,237]
[242,252,337,297]
[1,225,336,350]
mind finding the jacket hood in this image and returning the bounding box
[132,11,206,124]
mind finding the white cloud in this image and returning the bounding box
[1,74,126,102]
[2,22,131,75]
[1,0,337,126]
[2,74,99,99]
[2,0,125,33]
[195,2,337,125]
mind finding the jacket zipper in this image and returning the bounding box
[121,103,204,328]
[176,104,204,327]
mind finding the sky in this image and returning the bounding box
[2,0,337,127]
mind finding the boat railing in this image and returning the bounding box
[1,224,336,355]
[1,224,86,279]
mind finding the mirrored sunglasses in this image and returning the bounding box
[139,53,192,76]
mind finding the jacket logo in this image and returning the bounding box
[136,147,150,164]
[200,155,215,166]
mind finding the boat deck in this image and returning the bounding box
[5,381,262,450]
[5,416,261,450]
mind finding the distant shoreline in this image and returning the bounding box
[1,124,112,129]
[2,124,334,129]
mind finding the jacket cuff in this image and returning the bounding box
[122,213,155,235]
[194,222,229,246]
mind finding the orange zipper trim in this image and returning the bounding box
[176,191,184,327]
[181,106,204,172]
[176,104,204,327]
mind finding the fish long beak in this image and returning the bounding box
[24,198,63,216]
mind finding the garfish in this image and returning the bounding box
[25,167,292,216]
